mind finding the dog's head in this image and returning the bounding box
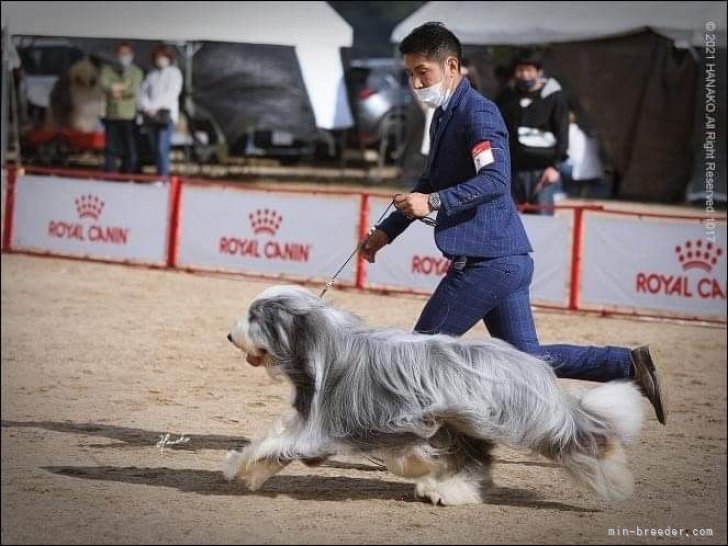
[68,58,101,92]
[227,285,325,368]
[228,285,342,417]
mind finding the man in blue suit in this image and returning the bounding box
[360,22,666,425]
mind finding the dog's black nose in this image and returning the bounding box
[227,333,233,343]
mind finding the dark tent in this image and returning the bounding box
[392,1,727,203]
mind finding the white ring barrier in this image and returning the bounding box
[3,167,725,323]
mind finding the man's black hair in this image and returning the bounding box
[511,47,543,70]
[399,22,462,65]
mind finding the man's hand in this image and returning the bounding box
[538,166,561,186]
[110,83,125,99]
[359,228,390,263]
[393,192,431,219]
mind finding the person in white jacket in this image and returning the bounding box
[138,45,183,176]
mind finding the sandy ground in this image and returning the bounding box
[1,252,726,545]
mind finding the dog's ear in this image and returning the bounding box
[253,302,290,353]
[286,314,316,419]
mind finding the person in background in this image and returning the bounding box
[496,48,569,216]
[138,44,183,176]
[492,64,513,100]
[460,57,482,93]
[561,111,609,199]
[100,41,143,174]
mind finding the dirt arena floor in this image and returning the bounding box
[1,252,726,545]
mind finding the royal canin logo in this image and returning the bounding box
[249,209,283,236]
[219,207,311,263]
[675,240,723,272]
[411,255,451,276]
[75,194,105,220]
[636,238,726,301]
[46,194,129,245]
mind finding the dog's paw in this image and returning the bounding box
[223,450,286,490]
[414,476,483,506]
[222,450,247,481]
[383,451,436,478]
[244,459,285,491]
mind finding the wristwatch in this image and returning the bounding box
[428,192,441,211]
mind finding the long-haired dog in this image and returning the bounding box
[46,58,105,133]
[224,285,644,505]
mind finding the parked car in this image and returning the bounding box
[344,58,413,165]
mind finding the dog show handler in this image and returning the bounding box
[360,22,666,425]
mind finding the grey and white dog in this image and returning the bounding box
[225,285,644,505]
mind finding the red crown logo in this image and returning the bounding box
[249,208,283,236]
[675,240,723,272]
[75,194,105,220]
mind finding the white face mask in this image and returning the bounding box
[156,57,170,69]
[118,54,134,67]
[413,67,451,109]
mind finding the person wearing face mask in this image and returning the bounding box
[359,23,666,426]
[99,41,143,173]
[495,48,569,216]
[138,44,183,176]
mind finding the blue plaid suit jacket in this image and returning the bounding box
[379,78,533,259]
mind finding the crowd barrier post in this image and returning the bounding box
[569,207,585,311]
[166,175,182,268]
[2,164,17,252]
[355,193,370,289]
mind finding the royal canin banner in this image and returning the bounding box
[364,197,571,306]
[11,175,170,263]
[580,214,727,319]
[177,185,360,282]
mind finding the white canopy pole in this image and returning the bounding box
[1,27,10,167]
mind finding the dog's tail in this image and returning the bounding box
[546,381,644,501]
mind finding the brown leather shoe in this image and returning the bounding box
[631,345,667,425]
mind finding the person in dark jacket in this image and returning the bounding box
[496,48,568,215]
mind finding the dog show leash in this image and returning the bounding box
[319,199,437,298]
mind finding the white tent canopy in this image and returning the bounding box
[1,0,354,129]
[392,1,727,48]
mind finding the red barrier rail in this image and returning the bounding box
[20,165,170,184]
[180,174,372,197]
[592,207,722,222]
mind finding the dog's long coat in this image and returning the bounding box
[225,286,643,505]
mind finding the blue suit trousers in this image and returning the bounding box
[414,254,634,382]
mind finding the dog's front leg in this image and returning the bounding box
[223,448,290,490]
[223,418,328,490]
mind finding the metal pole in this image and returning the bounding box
[9,46,20,165]
[1,27,11,168]
[185,41,195,116]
